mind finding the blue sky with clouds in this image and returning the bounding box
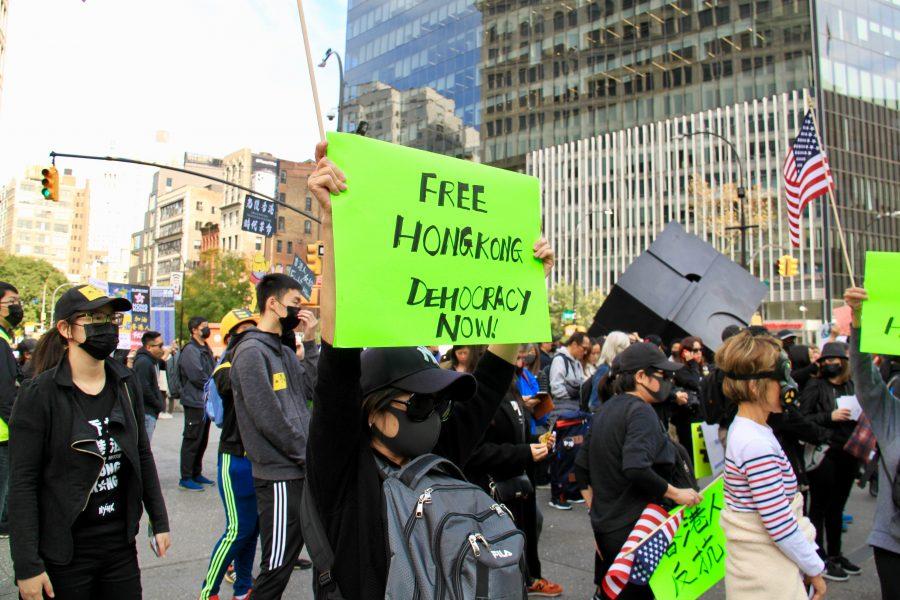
[0,0,347,253]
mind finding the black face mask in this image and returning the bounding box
[641,375,673,403]
[200,327,211,339]
[280,305,302,333]
[78,323,120,361]
[4,304,23,328]
[821,363,843,379]
[523,354,537,367]
[372,405,441,458]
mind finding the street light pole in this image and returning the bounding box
[48,282,76,328]
[855,210,900,275]
[676,131,755,268]
[319,48,345,132]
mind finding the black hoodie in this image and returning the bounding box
[132,347,164,417]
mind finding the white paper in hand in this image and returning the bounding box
[836,395,862,421]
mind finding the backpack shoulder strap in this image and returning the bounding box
[391,454,467,489]
[299,486,347,599]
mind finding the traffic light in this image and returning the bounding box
[41,166,59,201]
[786,256,799,277]
[306,241,323,275]
[775,257,784,277]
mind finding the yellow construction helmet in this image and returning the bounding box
[220,308,258,340]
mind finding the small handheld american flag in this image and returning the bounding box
[783,111,834,248]
[601,504,683,599]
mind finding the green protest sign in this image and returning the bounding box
[860,251,900,355]
[650,478,725,600]
[327,132,551,347]
[691,423,712,479]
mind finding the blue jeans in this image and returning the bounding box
[144,414,157,442]
[199,453,259,599]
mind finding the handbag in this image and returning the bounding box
[803,442,829,473]
[489,473,534,502]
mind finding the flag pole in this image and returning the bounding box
[625,474,724,556]
[295,0,326,143]
[806,102,857,287]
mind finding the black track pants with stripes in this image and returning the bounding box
[253,478,305,599]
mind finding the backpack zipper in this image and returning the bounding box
[450,529,525,599]
[432,509,503,599]
[401,483,480,541]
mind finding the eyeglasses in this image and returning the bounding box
[73,313,125,326]
[691,348,703,354]
[0,300,21,307]
[390,393,454,423]
[147,342,164,348]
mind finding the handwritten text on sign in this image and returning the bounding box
[327,132,550,347]
[860,251,900,356]
[241,195,277,238]
[649,478,726,600]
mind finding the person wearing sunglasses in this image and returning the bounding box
[8,284,170,600]
[575,342,701,600]
[302,141,555,600]
[717,330,827,600]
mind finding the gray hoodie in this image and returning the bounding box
[849,328,900,554]
[230,328,318,481]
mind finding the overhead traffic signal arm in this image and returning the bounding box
[41,166,59,201]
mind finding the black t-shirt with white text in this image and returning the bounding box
[72,381,130,538]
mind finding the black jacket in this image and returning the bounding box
[8,356,169,579]
[464,389,535,493]
[306,342,514,600]
[799,376,856,449]
[0,328,20,434]
[132,348,164,417]
[179,339,214,409]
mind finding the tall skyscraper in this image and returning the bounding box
[344,0,483,130]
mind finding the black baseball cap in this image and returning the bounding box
[614,342,683,374]
[777,329,798,341]
[360,346,476,400]
[54,284,132,323]
[819,342,849,361]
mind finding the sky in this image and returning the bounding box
[0,0,346,262]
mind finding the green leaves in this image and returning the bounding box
[0,251,68,329]
[175,251,253,343]
[547,284,605,339]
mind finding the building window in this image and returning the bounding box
[255,238,262,251]
[287,241,293,255]
[278,216,285,232]
[279,192,286,202]
[196,201,203,210]
[196,221,202,230]
[165,177,173,188]
[304,220,312,234]
[277,239,283,252]
[280,170,287,183]
[305,197,312,211]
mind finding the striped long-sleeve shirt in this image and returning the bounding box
[724,416,825,576]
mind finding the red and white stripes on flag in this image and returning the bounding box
[783,111,834,248]
[601,503,681,599]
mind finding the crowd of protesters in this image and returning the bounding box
[0,140,894,600]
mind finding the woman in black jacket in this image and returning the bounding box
[799,342,860,581]
[303,143,555,599]
[789,344,819,392]
[9,285,170,600]
[464,368,563,597]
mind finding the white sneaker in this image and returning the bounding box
[158,412,173,420]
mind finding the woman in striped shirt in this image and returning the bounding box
[717,331,827,600]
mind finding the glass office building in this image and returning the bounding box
[344,0,483,129]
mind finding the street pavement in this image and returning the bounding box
[0,413,885,599]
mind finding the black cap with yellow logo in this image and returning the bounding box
[53,284,133,323]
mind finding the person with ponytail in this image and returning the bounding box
[8,284,170,600]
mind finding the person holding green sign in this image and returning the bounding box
[302,142,556,600]
[845,286,900,600]
[717,331,827,600]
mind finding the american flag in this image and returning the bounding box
[601,504,682,599]
[783,111,834,248]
